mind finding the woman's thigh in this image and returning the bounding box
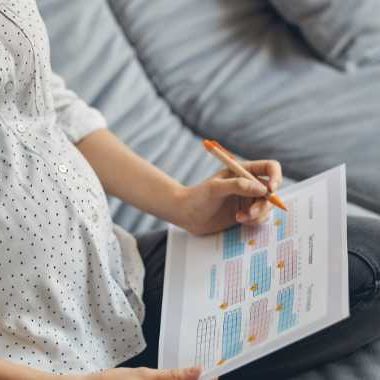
[118,216,380,379]
[117,229,168,369]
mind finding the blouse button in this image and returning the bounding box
[5,81,14,93]
[58,164,68,174]
[17,124,26,133]
[92,212,99,223]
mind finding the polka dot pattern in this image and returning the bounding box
[0,0,146,374]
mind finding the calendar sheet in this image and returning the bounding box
[159,165,349,379]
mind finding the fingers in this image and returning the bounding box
[141,367,201,380]
[242,160,283,193]
[236,199,273,225]
[213,160,283,193]
[212,177,267,199]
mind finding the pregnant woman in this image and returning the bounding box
[1,1,380,380]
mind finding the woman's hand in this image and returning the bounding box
[84,367,201,380]
[178,160,283,235]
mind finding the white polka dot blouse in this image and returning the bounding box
[0,0,146,374]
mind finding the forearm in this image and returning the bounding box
[0,359,55,380]
[76,129,187,226]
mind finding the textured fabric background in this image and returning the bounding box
[270,0,380,69]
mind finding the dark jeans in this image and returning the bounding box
[117,216,380,379]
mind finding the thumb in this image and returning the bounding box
[213,177,268,198]
[155,367,202,380]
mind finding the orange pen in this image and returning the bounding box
[203,140,287,211]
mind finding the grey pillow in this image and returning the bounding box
[269,0,380,70]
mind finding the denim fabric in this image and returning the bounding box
[118,216,380,379]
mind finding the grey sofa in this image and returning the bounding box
[38,0,380,378]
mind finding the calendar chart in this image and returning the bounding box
[249,250,272,296]
[242,223,270,250]
[248,299,272,345]
[223,226,245,259]
[221,258,245,308]
[276,240,298,284]
[220,308,243,362]
[277,285,298,333]
[195,316,217,369]
[160,166,349,380]
[274,200,296,241]
[209,265,217,300]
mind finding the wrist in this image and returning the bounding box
[171,183,190,226]
[172,185,199,233]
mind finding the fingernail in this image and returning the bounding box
[270,181,279,192]
[259,184,268,195]
[258,215,270,224]
[185,367,202,378]
[236,212,248,223]
[250,208,259,218]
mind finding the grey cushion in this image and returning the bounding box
[108,0,380,215]
[270,0,380,69]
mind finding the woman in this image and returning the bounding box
[0,1,380,380]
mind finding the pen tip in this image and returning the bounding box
[268,194,288,211]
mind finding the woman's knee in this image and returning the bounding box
[347,216,380,307]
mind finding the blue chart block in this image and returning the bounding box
[209,265,217,299]
[277,286,298,333]
[274,208,287,241]
[250,250,271,296]
[222,308,243,360]
[223,226,244,259]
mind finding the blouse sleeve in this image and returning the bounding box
[50,71,107,143]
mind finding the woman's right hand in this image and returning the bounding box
[83,367,202,380]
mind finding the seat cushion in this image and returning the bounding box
[108,0,380,216]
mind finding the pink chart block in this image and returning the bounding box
[243,223,270,250]
[222,258,245,307]
[276,240,298,285]
[248,299,272,345]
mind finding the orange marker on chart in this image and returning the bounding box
[217,359,226,366]
[219,302,229,310]
[248,239,256,247]
[276,304,283,312]
[274,219,283,227]
[248,335,256,343]
[277,260,285,269]
[203,140,288,211]
[250,284,258,292]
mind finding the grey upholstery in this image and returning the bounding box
[37,0,380,378]
[270,0,380,69]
